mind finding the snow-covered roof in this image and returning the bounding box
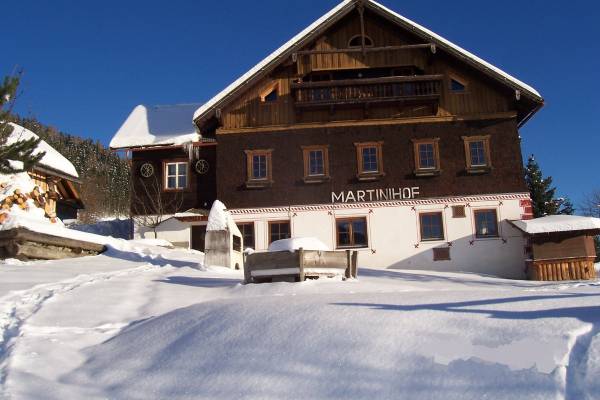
[110,104,201,150]
[193,0,542,123]
[7,123,79,180]
[511,215,600,235]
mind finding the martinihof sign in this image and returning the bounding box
[332,187,420,203]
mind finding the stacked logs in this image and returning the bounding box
[0,183,59,224]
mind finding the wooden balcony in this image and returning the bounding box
[291,75,443,108]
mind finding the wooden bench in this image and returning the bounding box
[244,248,358,283]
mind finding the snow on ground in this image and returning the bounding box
[268,237,329,252]
[0,247,599,399]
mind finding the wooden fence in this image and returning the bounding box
[526,257,597,281]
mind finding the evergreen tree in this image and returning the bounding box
[524,155,574,217]
[0,74,44,174]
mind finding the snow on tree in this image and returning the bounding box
[0,74,44,174]
[524,155,574,218]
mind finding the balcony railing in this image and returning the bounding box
[291,75,443,108]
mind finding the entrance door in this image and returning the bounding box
[191,225,207,252]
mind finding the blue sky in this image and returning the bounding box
[3,0,599,206]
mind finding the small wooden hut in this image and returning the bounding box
[511,215,599,281]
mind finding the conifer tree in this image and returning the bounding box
[0,74,44,174]
[524,155,574,217]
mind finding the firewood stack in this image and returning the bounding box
[0,183,59,224]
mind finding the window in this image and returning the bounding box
[433,247,451,261]
[336,217,368,248]
[355,142,384,179]
[462,136,492,172]
[412,138,440,175]
[452,205,466,218]
[348,35,373,48]
[474,209,499,238]
[260,82,279,103]
[245,149,273,187]
[450,79,466,92]
[238,223,255,250]
[164,161,188,190]
[419,212,445,241]
[449,75,467,93]
[302,145,329,182]
[232,235,242,252]
[269,221,291,244]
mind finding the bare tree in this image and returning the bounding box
[580,189,600,218]
[131,174,184,239]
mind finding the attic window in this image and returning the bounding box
[260,82,279,103]
[348,35,373,48]
[450,78,467,93]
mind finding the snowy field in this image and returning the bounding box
[0,247,599,400]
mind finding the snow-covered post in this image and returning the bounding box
[204,200,244,270]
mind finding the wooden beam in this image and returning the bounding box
[295,43,432,56]
[290,74,444,89]
[216,111,520,135]
[357,1,367,56]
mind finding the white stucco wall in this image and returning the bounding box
[230,193,530,279]
[131,193,531,278]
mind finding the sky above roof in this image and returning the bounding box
[2,0,599,206]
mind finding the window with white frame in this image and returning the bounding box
[165,162,188,190]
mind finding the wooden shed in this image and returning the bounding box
[511,216,599,281]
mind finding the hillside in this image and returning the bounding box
[10,115,130,221]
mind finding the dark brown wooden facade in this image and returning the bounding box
[130,0,543,215]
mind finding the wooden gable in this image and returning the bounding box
[194,0,542,134]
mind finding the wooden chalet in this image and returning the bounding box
[113,0,547,278]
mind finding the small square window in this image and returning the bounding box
[452,205,466,218]
[433,247,451,261]
[474,209,499,238]
[420,212,445,241]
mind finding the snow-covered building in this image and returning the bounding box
[6,123,83,220]
[111,0,545,278]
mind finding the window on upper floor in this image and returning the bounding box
[244,149,273,188]
[260,82,279,103]
[302,145,329,183]
[462,135,492,173]
[412,138,440,176]
[164,161,188,191]
[449,77,467,93]
[355,142,384,180]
